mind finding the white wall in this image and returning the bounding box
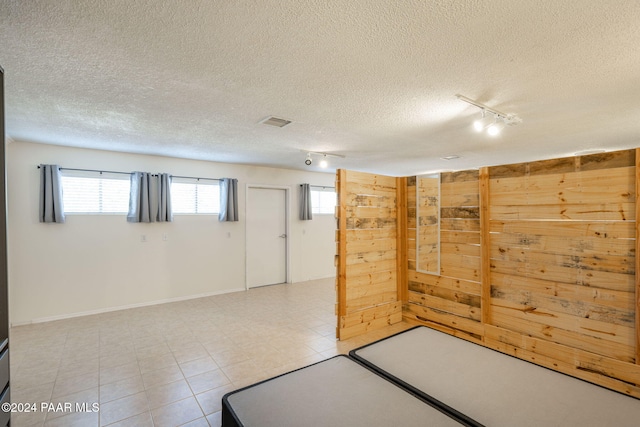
[7,141,336,325]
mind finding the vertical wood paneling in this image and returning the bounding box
[397,177,408,303]
[479,167,491,326]
[636,149,640,366]
[336,169,347,323]
[404,170,482,339]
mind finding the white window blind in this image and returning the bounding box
[311,187,336,214]
[61,170,130,214]
[171,178,220,214]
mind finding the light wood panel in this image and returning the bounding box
[335,169,401,340]
[339,148,640,396]
[404,170,483,339]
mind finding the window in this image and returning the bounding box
[61,170,130,214]
[311,187,336,214]
[171,178,220,214]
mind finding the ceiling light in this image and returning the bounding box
[487,118,505,136]
[319,156,328,168]
[441,155,461,160]
[456,94,521,136]
[473,110,493,132]
[301,150,346,167]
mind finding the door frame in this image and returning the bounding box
[245,184,291,290]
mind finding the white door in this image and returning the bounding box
[246,187,288,288]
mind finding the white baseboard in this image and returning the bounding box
[11,287,246,327]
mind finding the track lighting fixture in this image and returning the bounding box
[456,94,521,136]
[301,150,346,167]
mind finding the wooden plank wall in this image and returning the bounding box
[337,149,640,396]
[485,150,640,397]
[405,171,484,342]
[335,170,402,340]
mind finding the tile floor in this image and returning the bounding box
[9,278,412,427]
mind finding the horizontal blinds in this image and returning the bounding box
[171,177,220,214]
[61,170,129,214]
[311,188,336,214]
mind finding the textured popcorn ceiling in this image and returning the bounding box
[1,0,640,175]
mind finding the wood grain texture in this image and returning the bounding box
[341,148,640,394]
[480,167,492,326]
[397,177,408,303]
[336,170,400,340]
[636,148,640,365]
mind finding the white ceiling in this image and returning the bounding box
[2,0,640,176]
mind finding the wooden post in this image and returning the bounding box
[336,169,347,340]
[635,150,640,364]
[396,177,408,303]
[479,167,492,330]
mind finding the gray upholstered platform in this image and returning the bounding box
[222,354,471,427]
[350,326,640,427]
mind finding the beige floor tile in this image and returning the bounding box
[99,361,141,385]
[141,364,184,389]
[194,384,236,416]
[137,352,177,375]
[150,396,203,427]
[57,356,99,378]
[207,411,222,427]
[178,356,218,379]
[11,381,55,405]
[186,369,230,395]
[44,386,99,421]
[99,391,149,426]
[51,371,99,398]
[102,411,154,427]
[99,375,145,404]
[134,342,172,360]
[99,350,138,369]
[172,343,209,364]
[219,360,262,384]
[11,409,47,427]
[145,378,193,409]
[43,410,99,427]
[181,416,210,427]
[6,279,423,427]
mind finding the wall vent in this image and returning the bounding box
[260,116,292,128]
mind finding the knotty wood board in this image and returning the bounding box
[336,169,401,340]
